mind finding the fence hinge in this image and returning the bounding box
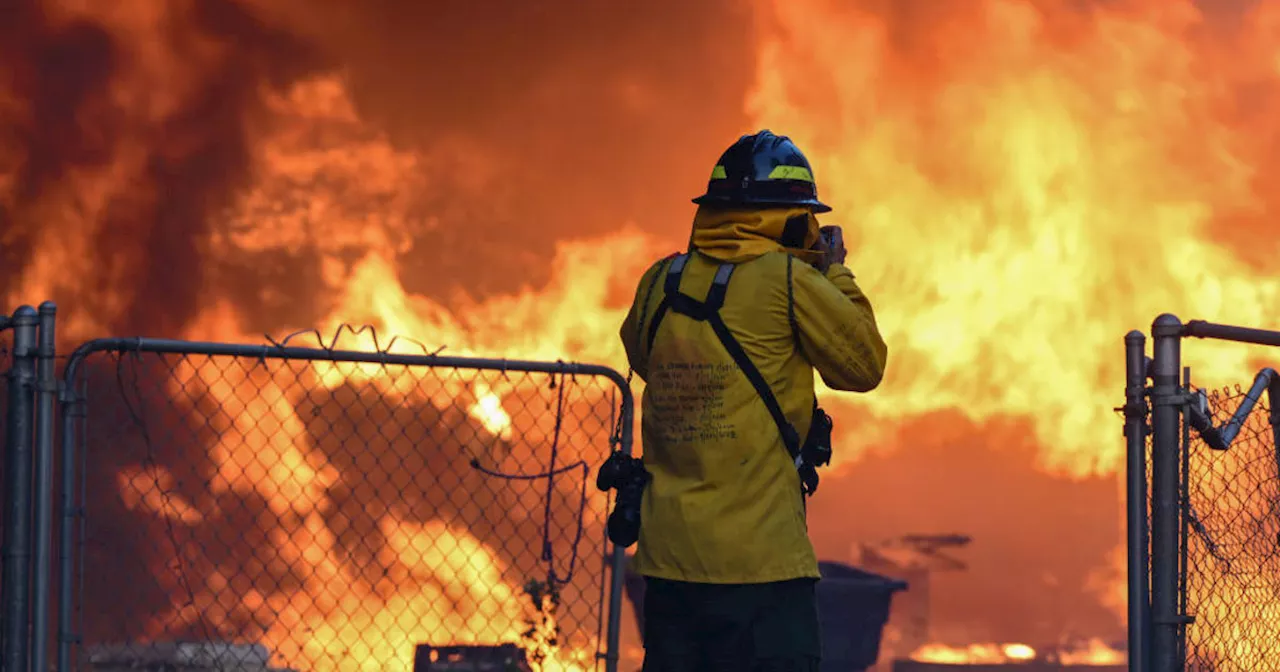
[1151,391,1201,408]
[1120,401,1148,418]
[1154,614,1196,625]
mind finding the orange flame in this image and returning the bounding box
[911,638,1126,665]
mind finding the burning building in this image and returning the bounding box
[5,0,1280,670]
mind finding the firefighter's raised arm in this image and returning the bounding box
[790,260,888,392]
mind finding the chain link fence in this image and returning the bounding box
[53,337,631,672]
[1183,384,1280,672]
[1128,318,1280,672]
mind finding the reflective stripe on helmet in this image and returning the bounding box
[709,164,815,183]
[767,165,814,182]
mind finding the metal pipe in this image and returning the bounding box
[57,371,87,672]
[1124,331,1150,672]
[2,305,39,672]
[61,337,631,394]
[1177,367,1191,667]
[30,303,56,672]
[1192,369,1275,451]
[1269,377,1280,488]
[1149,314,1184,672]
[1183,320,1280,347]
[55,377,77,672]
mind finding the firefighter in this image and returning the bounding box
[617,129,889,671]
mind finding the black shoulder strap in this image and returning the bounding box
[644,254,686,353]
[635,256,675,354]
[704,282,803,460]
[645,254,803,461]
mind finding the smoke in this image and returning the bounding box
[253,0,761,303]
[0,0,334,336]
[0,0,117,302]
[0,0,757,337]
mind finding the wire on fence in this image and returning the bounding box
[66,346,620,672]
[1184,384,1280,672]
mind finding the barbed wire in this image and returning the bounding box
[263,323,445,357]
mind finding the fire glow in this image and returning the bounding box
[5,0,1280,669]
[910,639,1127,666]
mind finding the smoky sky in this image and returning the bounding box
[271,0,760,311]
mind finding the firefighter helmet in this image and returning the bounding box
[691,129,832,213]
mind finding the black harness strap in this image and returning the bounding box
[646,253,804,464]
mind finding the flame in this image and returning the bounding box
[748,0,1280,477]
[9,0,1280,667]
[749,0,1280,663]
[910,638,1126,665]
[912,642,1036,665]
[124,350,595,671]
[469,383,514,441]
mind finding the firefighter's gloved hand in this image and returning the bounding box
[821,225,846,267]
[810,225,846,272]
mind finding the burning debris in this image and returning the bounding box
[903,638,1126,668]
[894,663,1124,672]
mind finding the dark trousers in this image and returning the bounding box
[641,576,821,672]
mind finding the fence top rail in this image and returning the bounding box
[61,336,633,403]
[1182,319,1280,348]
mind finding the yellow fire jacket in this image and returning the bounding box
[619,205,888,584]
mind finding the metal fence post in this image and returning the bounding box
[30,302,57,672]
[55,362,79,672]
[2,305,39,672]
[1149,314,1184,672]
[603,398,634,672]
[1124,331,1150,672]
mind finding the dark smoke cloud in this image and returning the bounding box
[1,0,332,336]
[0,0,118,302]
[1,0,757,337]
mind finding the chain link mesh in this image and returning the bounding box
[65,348,621,672]
[1184,385,1280,672]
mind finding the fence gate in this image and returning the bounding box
[1125,315,1280,672]
[1,307,634,672]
